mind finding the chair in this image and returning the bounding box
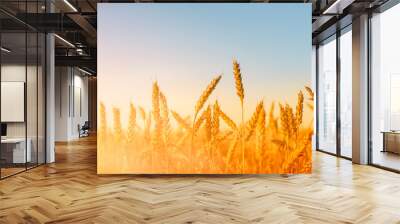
[79,121,90,138]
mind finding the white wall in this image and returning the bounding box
[55,67,70,141]
[55,67,89,141]
[1,63,46,163]
[46,5,56,163]
[1,65,38,138]
[72,73,89,138]
[311,45,316,151]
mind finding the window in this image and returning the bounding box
[371,3,400,171]
[390,74,400,130]
[317,35,337,154]
[339,27,352,158]
[0,2,46,179]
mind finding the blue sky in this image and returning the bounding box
[98,4,311,126]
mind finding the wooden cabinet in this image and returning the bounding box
[382,132,400,154]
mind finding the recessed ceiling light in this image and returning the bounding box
[78,67,93,76]
[1,47,11,53]
[63,0,78,12]
[54,34,75,48]
[323,0,354,15]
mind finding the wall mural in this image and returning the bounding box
[97,4,313,174]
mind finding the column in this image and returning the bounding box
[352,14,369,164]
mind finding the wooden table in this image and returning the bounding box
[381,131,400,154]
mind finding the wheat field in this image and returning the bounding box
[98,60,314,174]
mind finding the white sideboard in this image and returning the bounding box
[1,138,32,163]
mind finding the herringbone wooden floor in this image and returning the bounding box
[1,136,400,224]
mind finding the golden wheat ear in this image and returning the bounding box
[152,82,163,148]
[233,60,246,173]
[171,110,191,131]
[217,108,237,131]
[268,102,278,134]
[204,105,212,142]
[127,103,137,143]
[152,82,161,122]
[285,104,296,136]
[112,107,122,141]
[279,103,289,136]
[256,105,266,153]
[212,101,220,139]
[194,75,222,120]
[193,107,209,134]
[159,91,171,144]
[191,75,222,154]
[245,101,263,141]
[295,91,304,130]
[99,102,107,139]
[304,86,314,101]
[138,106,146,121]
[233,60,244,103]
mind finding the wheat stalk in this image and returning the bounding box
[256,106,266,165]
[204,105,212,142]
[194,75,222,120]
[171,110,191,131]
[233,60,245,173]
[212,101,220,144]
[112,107,122,142]
[304,86,314,101]
[217,108,237,130]
[98,61,313,174]
[282,130,312,173]
[99,102,107,141]
[204,106,213,164]
[233,60,244,103]
[245,101,263,141]
[144,111,152,142]
[192,75,222,156]
[295,91,304,133]
[138,106,146,131]
[304,86,314,112]
[268,102,278,135]
[139,106,146,120]
[159,91,171,145]
[145,109,153,168]
[152,82,163,149]
[127,102,136,143]
[285,104,296,139]
[193,108,209,134]
[279,103,289,137]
